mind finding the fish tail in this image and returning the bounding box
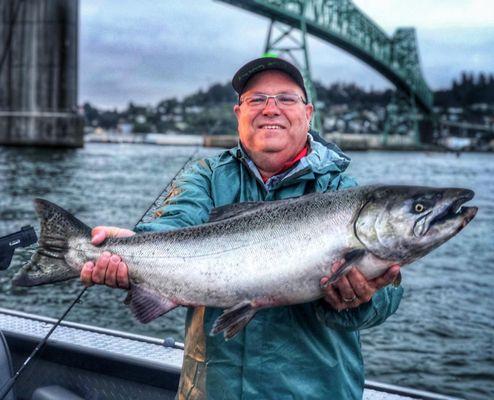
[12,199,91,287]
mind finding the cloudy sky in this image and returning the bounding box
[79,0,494,109]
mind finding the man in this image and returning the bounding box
[81,57,403,399]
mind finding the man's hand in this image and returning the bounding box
[320,264,401,312]
[80,226,135,289]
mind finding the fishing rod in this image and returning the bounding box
[0,147,201,400]
[134,147,200,227]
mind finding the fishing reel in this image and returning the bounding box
[0,226,37,271]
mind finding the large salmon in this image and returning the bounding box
[13,185,477,339]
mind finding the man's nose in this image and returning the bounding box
[262,97,281,115]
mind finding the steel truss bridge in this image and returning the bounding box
[218,0,433,137]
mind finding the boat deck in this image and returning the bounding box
[0,308,459,400]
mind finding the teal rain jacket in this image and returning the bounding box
[136,136,404,400]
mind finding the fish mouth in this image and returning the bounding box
[428,190,477,230]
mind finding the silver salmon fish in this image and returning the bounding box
[13,185,477,339]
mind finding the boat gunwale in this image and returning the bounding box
[0,307,462,400]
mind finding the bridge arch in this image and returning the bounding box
[218,0,433,114]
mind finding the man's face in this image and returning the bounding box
[233,71,313,158]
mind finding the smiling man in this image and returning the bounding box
[233,67,313,179]
[81,57,403,399]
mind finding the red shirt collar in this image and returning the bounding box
[261,144,309,182]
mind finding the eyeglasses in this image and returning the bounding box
[239,93,307,109]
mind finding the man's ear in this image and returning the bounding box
[305,103,314,124]
[234,104,241,119]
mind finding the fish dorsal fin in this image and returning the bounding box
[208,201,271,222]
[208,196,307,223]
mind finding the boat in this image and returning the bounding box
[0,307,460,400]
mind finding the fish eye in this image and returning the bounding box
[414,203,425,213]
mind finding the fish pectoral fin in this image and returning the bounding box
[210,301,257,340]
[125,284,178,324]
[321,264,353,288]
[343,248,366,265]
[321,249,367,288]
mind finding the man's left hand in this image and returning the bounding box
[320,265,401,312]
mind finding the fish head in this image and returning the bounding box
[355,186,477,264]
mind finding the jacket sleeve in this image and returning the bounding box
[316,171,404,331]
[135,159,214,233]
[315,285,404,331]
[335,173,358,190]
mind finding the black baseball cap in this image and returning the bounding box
[232,56,308,100]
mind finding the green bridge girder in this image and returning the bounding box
[218,0,433,114]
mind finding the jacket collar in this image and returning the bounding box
[229,134,351,190]
[230,134,350,172]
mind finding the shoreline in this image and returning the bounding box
[83,132,492,153]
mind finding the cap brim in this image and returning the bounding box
[232,57,307,99]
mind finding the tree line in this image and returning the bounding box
[434,72,494,107]
[82,71,493,133]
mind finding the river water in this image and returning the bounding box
[0,143,492,399]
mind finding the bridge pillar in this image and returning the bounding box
[0,0,83,147]
[382,89,436,146]
[418,116,435,144]
[263,13,323,133]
